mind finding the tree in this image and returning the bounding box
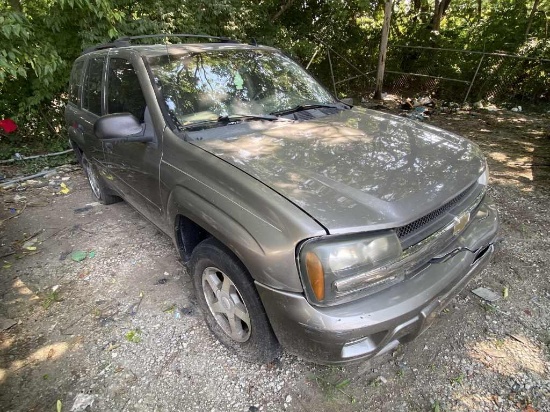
[374,0,393,100]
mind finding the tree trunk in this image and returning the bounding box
[477,0,482,18]
[525,0,541,39]
[272,0,297,22]
[433,0,441,30]
[432,0,452,31]
[374,0,393,100]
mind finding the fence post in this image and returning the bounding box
[463,54,485,104]
[327,49,337,96]
[306,46,321,70]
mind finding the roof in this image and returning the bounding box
[81,33,266,56]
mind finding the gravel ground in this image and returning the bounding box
[0,108,549,411]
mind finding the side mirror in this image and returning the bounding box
[340,97,354,106]
[94,113,153,143]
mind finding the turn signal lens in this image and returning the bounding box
[306,251,325,300]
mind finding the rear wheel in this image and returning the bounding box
[81,154,120,205]
[189,238,281,363]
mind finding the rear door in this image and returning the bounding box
[101,51,164,227]
[79,55,107,165]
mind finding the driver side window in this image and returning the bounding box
[107,58,147,122]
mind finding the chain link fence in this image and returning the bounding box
[385,45,550,105]
[308,40,550,108]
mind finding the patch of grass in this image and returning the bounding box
[125,329,142,343]
[482,302,497,313]
[450,373,465,385]
[308,367,356,403]
[42,290,62,309]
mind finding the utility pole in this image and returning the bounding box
[374,0,393,100]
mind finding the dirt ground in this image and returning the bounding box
[0,108,549,412]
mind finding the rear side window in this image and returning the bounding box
[82,56,105,116]
[68,60,84,105]
[106,58,147,122]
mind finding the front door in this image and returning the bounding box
[101,54,164,228]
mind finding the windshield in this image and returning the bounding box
[147,48,336,127]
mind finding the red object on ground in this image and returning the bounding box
[0,119,18,133]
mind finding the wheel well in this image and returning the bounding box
[175,215,211,263]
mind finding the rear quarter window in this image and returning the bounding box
[68,60,84,106]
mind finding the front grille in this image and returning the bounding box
[396,184,475,241]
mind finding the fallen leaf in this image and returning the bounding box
[70,251,87,262]
[59,182,70,195]
[47,348,55,360]
[25,246,37,251]
[57,399,62,412]
[88,250,96,259]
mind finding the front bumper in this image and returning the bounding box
[256,197,499,364]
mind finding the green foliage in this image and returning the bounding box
[0,0,548,156]
[125,329,142,343]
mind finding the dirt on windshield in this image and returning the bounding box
[0,107,549,412]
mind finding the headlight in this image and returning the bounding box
[298,231,403,306]
[478,160,489,186]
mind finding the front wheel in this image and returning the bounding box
[81,154,120,205]
[189,238,281,363]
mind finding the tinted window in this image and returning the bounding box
[107,58,147,122]
[82,57,105,116]
[68,60,84,105]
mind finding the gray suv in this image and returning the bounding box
[65,34,499,364]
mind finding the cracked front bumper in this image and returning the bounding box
[256,196,499,364]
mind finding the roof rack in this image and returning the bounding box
[82,33,240,55]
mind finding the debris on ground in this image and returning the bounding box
[70,250,88,262]
[70,393,96,412]
[0,316,17,330]
[471,286,501,302]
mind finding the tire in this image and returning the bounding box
[189,238,281,363]
[81,153,120,205]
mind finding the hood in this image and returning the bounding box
[192,107,485,234]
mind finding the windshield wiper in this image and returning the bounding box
[217,114,279,122]
[183,113,281,130]
[270,103,341,116]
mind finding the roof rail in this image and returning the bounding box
[81,33,239,54]
[117,34,239,43]
[81,40,131,55]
